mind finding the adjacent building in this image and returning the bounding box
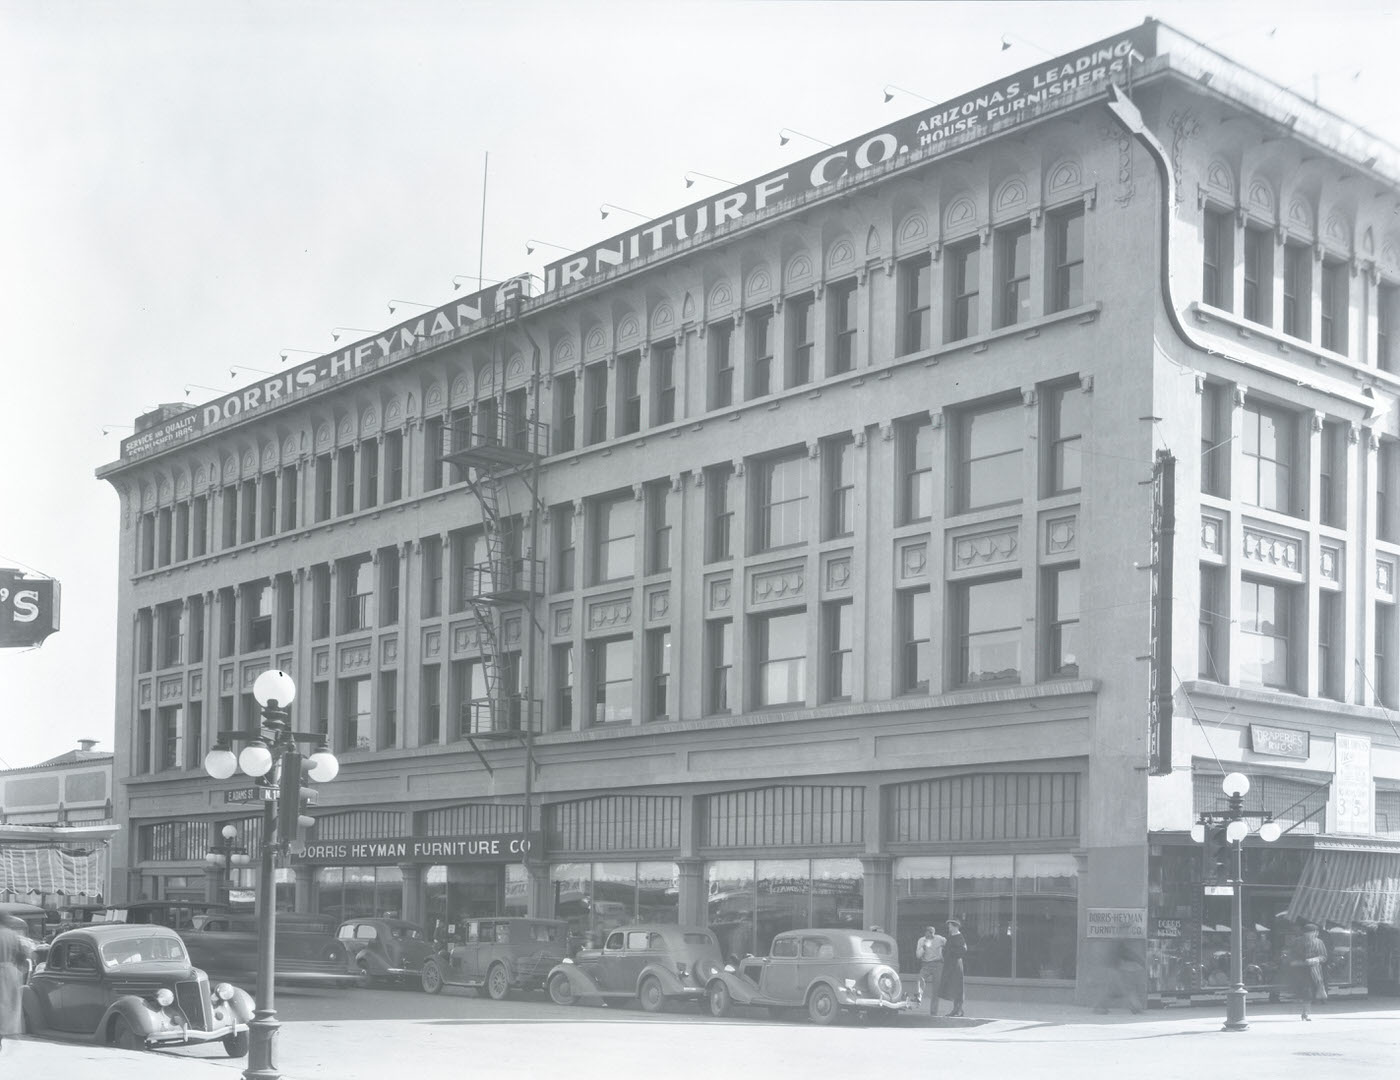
[97,20,1400,1002]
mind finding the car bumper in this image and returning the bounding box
[836,992,912,1011]
[145,1021,247,1047]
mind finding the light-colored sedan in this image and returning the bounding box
[547,925,724,1011]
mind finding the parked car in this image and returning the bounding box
[21,924,254,1056]
[336,918,435,985]
[92,900,230,930]
[705,928,911,1025]
[179,911,357,987]
[419,917,568,999]
[50,902,109,939]
[0,901,52,973]
[546,924,724,1012]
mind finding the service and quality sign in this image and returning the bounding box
[544,24,1155,292]
[0,570,60,648]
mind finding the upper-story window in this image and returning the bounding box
[244,580,272,651]
[1048,206,1084,313]
[1239,577,1296,691]
[1200,381,1230,498]
[337,447,355,515]
[955,574,1022,686]
[259,473,278,537]
[552,504,576,591]
[1320,258,1349,355]
[314,454,332,520]
[384,431,403,501]
[1282,242,1311,340]
[646,480,672,575]
[899,254,932,354]
[340,557,374,633]
[954,396,1023,513]
[360,439,379,510]
[592,492,636,584]
[585,363,609,445]
[753,609,806,707]
[505,387,528,452]
[822,435,855,540]
[1241,400,1299,515]
[787,294,814,388]
[1318,420,1347,530]
[828,279,857,374]
[897,417,933,524]
[995,221,1032,328]
[279,465,298,530]
[1043,381,1085,496]
[652,342,676,425]
[1379,282,1399,375]
[240,479,257,544]
[554,372,577,453]
[1243,225,1272,325]
[747,308,773,399]
[156,507,172,566]
[706,463,734,563]
[1378,439,1400,544]
[755,450,808,551]
[157,601,183,669]
[191,496,208,558]
[709,320,735,409]
[222,484,239,547]
[617,351,641,436]
[946,238,980,342]
[1202,206,1234,311]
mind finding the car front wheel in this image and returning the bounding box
[486,963,510,1001]
[421,960,444,995]
[223,1031,249,1057]
[707,980,732,1018]
[638,975,666,1013]
[807,984,839,1026]
[109,1016,145,1051]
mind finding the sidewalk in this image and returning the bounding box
[0,1038,237,1080]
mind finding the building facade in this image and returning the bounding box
[97,22,1400,1002]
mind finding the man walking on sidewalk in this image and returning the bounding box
[915,925,946,1015]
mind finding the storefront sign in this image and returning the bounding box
[1334,733,1372,835]
[0,570,60,648]
[1086,907,1146,938]
[120,277,531,461]
[294,832,539,865]
[1152,918,1182,939]
[544,24,1156,292]
[1249,724,1310,760]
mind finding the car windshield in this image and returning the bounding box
[391,926,423,940]
[100,936,188,967]
[529,923,565,943]
[683,933,716,947]
[856,938,893,959]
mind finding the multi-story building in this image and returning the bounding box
[97,20,1400,1003]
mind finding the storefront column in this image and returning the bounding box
[399,864,423,924]
[677,858,707,928]
[294,864,315,913]
[859,855,893,933]
[205,869,222,905]
[526,860,553,918]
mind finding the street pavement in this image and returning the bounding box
[6,994,1396,1080]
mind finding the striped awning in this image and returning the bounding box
[1285,847,1400,926]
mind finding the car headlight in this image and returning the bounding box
[154,988,175,1007]
[843,978,857,990]
[214,983,235,1001]
[562,957,574,965]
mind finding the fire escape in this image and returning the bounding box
[439,380,547,775]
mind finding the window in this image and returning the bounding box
[158,601,183,668]
[240,480,257,544]
[361,438,379,508]
[646,481,671,575]
[174,502,189,562]
[592,494,635,583]
[222,485,239,547]
[191,496,208,557]
[278,465,298,531]
[553,644,574,730]
[946,238,980,341]
[1049,206,1084,313]
[379,671,397,748]
[276,573,295,645]
[1200,381,1229,498]
[449,528,483,612]
[956,575,1021,686]
[155,706,180,771]
[1202,207,1234,310]
[823,600,853,702]
[420,665,440,743]
[823,436,855,539]
[188,594,204,662]
[136,513,154,572]
[1045,565,1080,678]
[1319,420,1346,529]
[706,464,734,563]
[136,710,151,774]
[829,278,857,374]
[554,372,577,453]
[897,588,931,693]
[1321,258,1349,354]
[1283,242,1311,340]
[747,308,773,398]
[706,619,733,715]
[244,580,273,651]
[384,430,403,501]
[218,588,235,657]
[311,564,330,639]
[586,363,609,444]
[451,658,487,738]
[955,398,1022,513]
[1317,590,1342,701]
[136,609,153,671]
[219,695,235,740]
[379,551,399,627]
[1241,401,1297,514]
[187,700,202,769]
[787,295,814,387]
[156,507,171,566]
[337,447,356,515]
[1379,283,1399,374]
[756,451,808,551]
[652,342,676,425]
[505,387,528,451]
[422,416,444,491]
[646,629,671,720]
[709,319,735,408]
[754,610,805,707]
[899,255,932,354]
[341,557,373,633]
[1044,382,1085,495]
[260,475,277,538]
[995,222,1032,327]
[898,418,933,524]
[589,636,633,724]
[1243,226,1272,325]
[617,351,641,435]
[315,454,333,520]
[1377,602,1398,709]
[552,504,576,591]
[339,675,371,752]
[1240,578,1293,690]
[421,536,443,618]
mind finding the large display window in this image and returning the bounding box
[316,865,402,921]
[423,863,527,941]
[705,857,863,964]
[550,861,679,949]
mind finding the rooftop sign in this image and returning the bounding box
[0,570,60,648]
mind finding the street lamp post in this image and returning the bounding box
[205,823,251,903]
[1190,772,1282,1032]
[203,670,339,1080]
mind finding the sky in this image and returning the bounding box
[1,0,1397,770]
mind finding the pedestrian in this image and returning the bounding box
[1291,923,1329,1021]
[1092,938,1145,1013]
[914,924,946,1014]
[940,919,967,1017]
[0,914,32,1050]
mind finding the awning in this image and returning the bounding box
[1285,847,1400,926]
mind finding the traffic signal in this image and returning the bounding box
[1209,824,1233,883]
[276,749,303,850]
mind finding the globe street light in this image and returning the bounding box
[202,669,337,1080]
[205,824,251,903]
